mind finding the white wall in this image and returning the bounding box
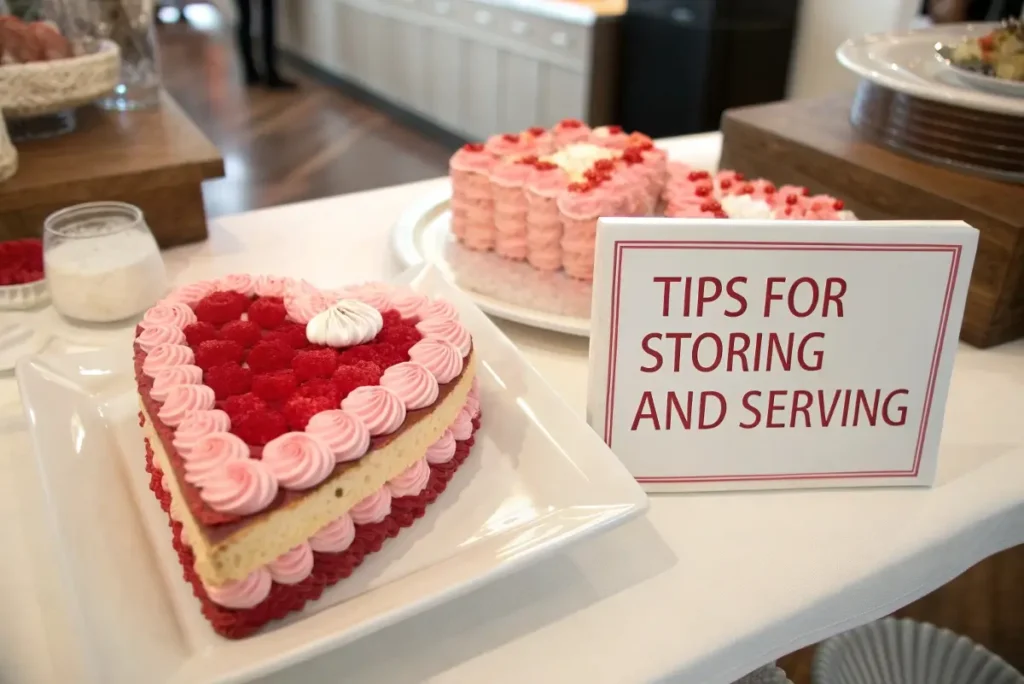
[787,0,923,99]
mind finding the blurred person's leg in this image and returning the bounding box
[261,0,296,89]
[234,0,259,85]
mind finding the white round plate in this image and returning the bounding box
[391,186,592,336]
[934,42,1024,98]
[837,23,1024,117]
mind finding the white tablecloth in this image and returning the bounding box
[2,133,1023,684]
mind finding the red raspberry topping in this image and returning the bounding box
[593,159,616,172]
[502,133,520,143]
[833,200,845,210]
[719,178,733,190]
[283,395,335,431]
[331,361,382,400]
[688,171,710,181]
[517,155,539,166]
[204,363,253,399]
[635,141,654,151]
[738,183,755,195]
[762,182,777,194]
[695,185,712,197]
[381,310,403,327]
[194,339,245,370]
[378,322,422,347]
[292,348,339,381]
[558,118,583,129]
[0,238,43,285]
[533,161,558,171]
[264,321,309,349]
[373,342,408,367]
[222,392,268,419]
[734,172,746,181]
[246,339,296,373]
[247,297,288,329]
[713,210,729,219]
[251,369,299,403]
[786,194,799,205]
[584,169,612,184]
[233,410,288,446]
[462,143,484,152]
[183,321,219,347]
[295,378,342,405]
[700,200,722,212]
[567,182,592,193]
[220,319,262,348]
[194,291,249,325]
[607,125,623,134]
[527,126,546,136]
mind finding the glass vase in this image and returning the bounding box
[89,0,162,110]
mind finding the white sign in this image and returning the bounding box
[587,220,978,492]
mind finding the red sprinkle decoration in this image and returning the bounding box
[533,161,558,171]
[527,126,546,136]
[713,210,730,219]
[558,118,584,129]
[762,182,777,194]
[700,200,722,212]
[786,194,799,205]
[593,159,616,172]
[502,133,520,143]
[462,143,485,152]
[567,181,592,193]
[517,155,539,166]
[735,172,746,181]
[739,183,755,195]
[695,185,712,197]
[719,179,733,190]
[688,171,710,181]
[833,200,845,210]
[621,148,644,164]
[607,125,623,134]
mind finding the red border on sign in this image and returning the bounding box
[602,240,962,483]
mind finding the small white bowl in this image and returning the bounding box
[813,617,1024,684]
[0,279,48,311]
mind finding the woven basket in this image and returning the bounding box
[0,114,16,182]
[0,40,121,119]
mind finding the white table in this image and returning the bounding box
[2,133,1023,684]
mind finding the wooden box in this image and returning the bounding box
[0,93,223,249]
[720,94,1024,348]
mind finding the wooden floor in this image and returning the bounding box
[158,12,1024,682]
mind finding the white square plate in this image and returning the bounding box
[16,265,648,684]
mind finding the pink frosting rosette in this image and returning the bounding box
[451,406,473,441]
[309,513,356,553]
[489,157,536,189]
[387,458,431,497]
[589,125,631,149]
[526,163,571,198]
[415,317,471,357]
[267,543,314,585]
[349,487,392,524]
[425,429,456,465]
[136,325,186,353]
[254,275,292,298]
[340,386,406,436]
[551,119,591,147]
[408,338,463,383]
[141,302,197,331]
[484,132,532,158]
[557,184,614,220]
[142,344,195,379]
[342,283,394,312]
[205,568,272,609]
[182,431,250,486]
[173,409,232,453]
[200,458,279,516]
[380,362,439,410]
[464,390,481,420]
[449,143,498,174]
[390,289,428,320]
[219,273,258,297]
[164,279,219,307]
[151,364,203,402]
[158,384,215,427]
[417,298,459,323]
[262,432,336,490]
[305,410,370,463]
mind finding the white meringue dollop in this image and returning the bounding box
[305,299,384,348]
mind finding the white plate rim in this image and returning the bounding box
[390,185,593,337]
[836,23,1024,117]
[15,263,648,683]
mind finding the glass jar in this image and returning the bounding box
[43,201,168,323]
[87,0,161,110]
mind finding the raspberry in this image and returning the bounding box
[194,339,245,370]
[695,185,712,197]
[699,200,722,212]
[378,323,422,349]
[688,171,710,181]
[331,361,382,400]
[232,410,288,446]
[183,321,219,347]
[265,321,309,349]
[222,392,268,419]
[292,349,339,381]
[251,370,298,403]
[194,291,249,325]
[713,210,729,219]
[204,363,253,399]
[719,178,732,190]
[246,339,295,373]
[372,342,408,368]
[296,378,341,405]
[738,183,754,195]
[381,310,403,327]
[786,194,799,205]
[220,319,262,348]
[833,200,845,210]
[248,297,288,329]
[283,395,335,430]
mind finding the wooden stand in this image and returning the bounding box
[720,94,1024,349]
[0,93,223,249]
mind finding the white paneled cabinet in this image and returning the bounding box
[280,0,599,140]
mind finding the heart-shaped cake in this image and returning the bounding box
[134,275,480,638]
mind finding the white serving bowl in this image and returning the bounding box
[0,279,48,311]
[813,617,1024,684]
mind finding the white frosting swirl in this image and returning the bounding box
[305,299,384,348]
[720,195,774,220]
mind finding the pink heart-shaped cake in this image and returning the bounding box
[134,275,481,638]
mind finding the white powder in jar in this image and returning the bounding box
[45,228,168,323]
